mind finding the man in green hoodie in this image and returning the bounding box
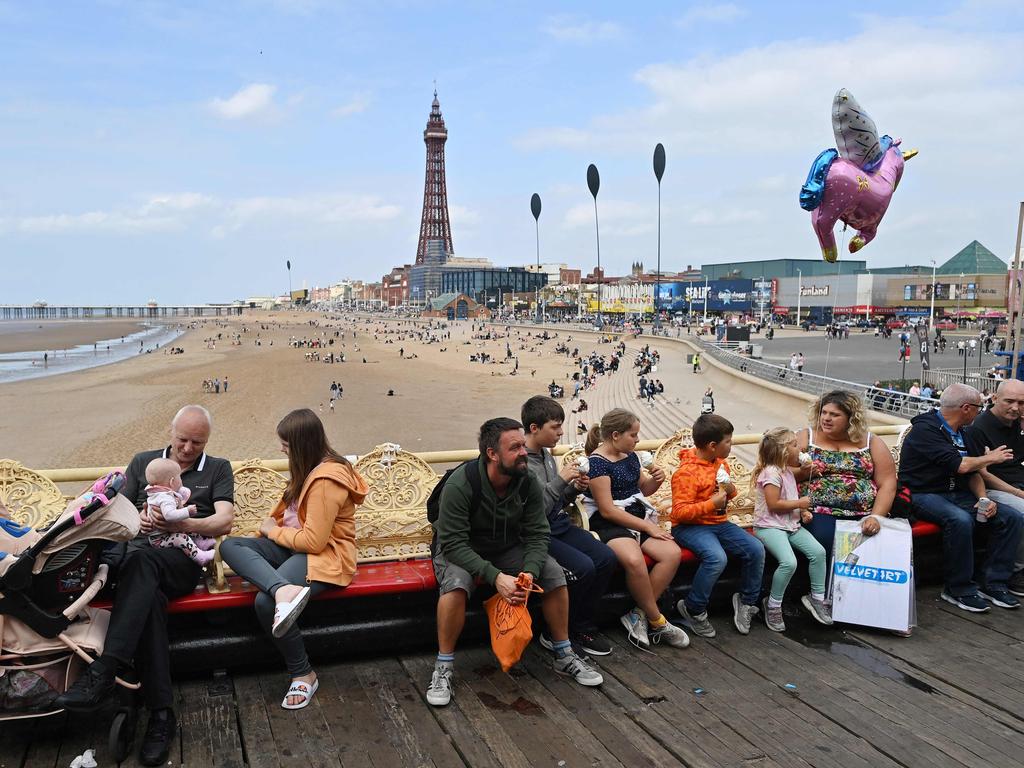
[427,417,603,706]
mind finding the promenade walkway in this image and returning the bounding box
[557,331,813,463]
[3,584,1021,767]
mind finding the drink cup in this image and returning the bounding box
[976,498,994,523]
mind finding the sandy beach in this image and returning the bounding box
[0,319,152,354]
[0,311,812,471]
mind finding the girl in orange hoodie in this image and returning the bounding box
[221,409,368,710]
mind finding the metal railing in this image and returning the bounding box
[28,427,906,485]
[923,367,1000,393]
[697,341,936,418]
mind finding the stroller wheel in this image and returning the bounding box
[109,708,137,762]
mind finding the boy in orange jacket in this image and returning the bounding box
[670,414,765,638]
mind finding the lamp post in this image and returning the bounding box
[653,143,666,330]
[956,271,964,324]
[928,258,937,339]
[796,269,802,327]
[587,164,602,328]
[1010,202,1024,381]
[531,193,542,324]
[962,340,970,383]
[702,275,709,324]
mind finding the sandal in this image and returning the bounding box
[272,586,311,638]
[281,678,318,710]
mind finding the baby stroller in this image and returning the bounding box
[0,472,141,760]
[701,395,715,414]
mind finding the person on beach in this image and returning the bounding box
[220,409,368,709]
[427,417,603,707]
[522,396,616,656]
[671,414,765,638]
[143,457,216,566]
[751,428,831,631]
[56,405,235,767]
[582,409,690,650]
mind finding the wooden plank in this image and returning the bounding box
[518,647,688,768]
[233,675,282,768]
[258,671,337,768]
[0,717,34,768]
[178,677,245,768]
[401,653,525,768]
[596,632,768,767]
[455,646,611,768]
[357,657,466,768]
[766,619,1024,768]
[607,631,855,768]
[314,659,404,768]
[710,622,996,768]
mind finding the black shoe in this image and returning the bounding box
[571,629,613,656]
[140,708,177,767]
[1008,570,1024,597]
[55,658,116,712]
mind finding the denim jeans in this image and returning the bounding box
[673,522,765,614]
[912,490,1024,596]
[984,490,1024,572]
[548,526,617,634]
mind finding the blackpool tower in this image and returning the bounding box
[415,92,454,265]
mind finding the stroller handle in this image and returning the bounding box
[61,563,109,621]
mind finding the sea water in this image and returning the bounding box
[0,324,186,383]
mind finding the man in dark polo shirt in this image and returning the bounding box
[900,383,1021,613]
[965,379,1024,596]
[56,405,234,766]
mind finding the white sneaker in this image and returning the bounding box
[620,608,649,648]
[426,665,453,706]
[732,592,759,635]
[553,651,604,686]
[648,620,690,649]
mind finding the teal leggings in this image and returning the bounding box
[754,526,827,601]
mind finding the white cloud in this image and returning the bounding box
[448,204,479,228]
[541,15,624,43]
[208,83,277,120]
[563,200,654,237]
[4,192,400,237]
[516,23,1024,157]
[675,3,747,28]
[332,92,370,118]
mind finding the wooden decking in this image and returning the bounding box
[3,583,1023,768]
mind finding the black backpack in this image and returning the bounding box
[426,459,529,524]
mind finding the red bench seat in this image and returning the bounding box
[89,522,941,614]
[92,560,440,615]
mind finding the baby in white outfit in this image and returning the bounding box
[144,457,216,566]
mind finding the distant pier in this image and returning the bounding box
[0,304,246,320]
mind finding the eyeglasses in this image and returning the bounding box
[964,402,983,410]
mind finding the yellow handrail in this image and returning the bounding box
[31,425,904,483]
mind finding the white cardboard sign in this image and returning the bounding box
[831,517,915,632]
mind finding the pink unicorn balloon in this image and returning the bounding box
[801,89,917,263]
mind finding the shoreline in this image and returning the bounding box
[0,312,813,471]
[0,319,156,354]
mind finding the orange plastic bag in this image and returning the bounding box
[483,573,544,672]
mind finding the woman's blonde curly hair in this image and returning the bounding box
[808,390,868,444]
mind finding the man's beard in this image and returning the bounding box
[499,457,529,478]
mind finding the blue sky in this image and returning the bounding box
[2,0,1022,304]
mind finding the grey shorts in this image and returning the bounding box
[432,544,567,596]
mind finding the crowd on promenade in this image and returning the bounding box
[10,371,1023,764]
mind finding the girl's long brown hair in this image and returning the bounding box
[278,408,349,504]
[585,408,639,455]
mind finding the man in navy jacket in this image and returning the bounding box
[899,383,1022,612]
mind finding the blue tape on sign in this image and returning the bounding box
[0,518,31,537]
[834,562,909,584]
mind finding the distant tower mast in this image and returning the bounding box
[415,91,455,264]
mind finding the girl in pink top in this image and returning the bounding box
[752,428,831,632]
